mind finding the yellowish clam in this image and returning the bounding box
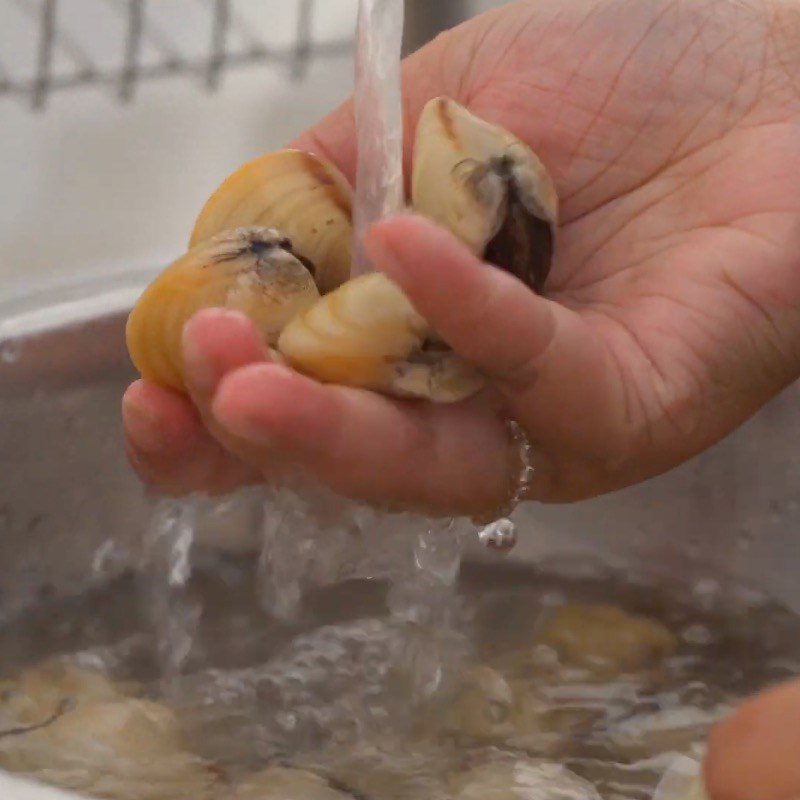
[537,603,677,676]
[126,227,321,392]
[276,272,485,402]
[190,149,353,293]
[427,664,594,757]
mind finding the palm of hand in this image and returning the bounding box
[381,0,800,500]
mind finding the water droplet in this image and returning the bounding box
[478,518,517,553]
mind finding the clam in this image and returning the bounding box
[412,96,557,294]
[190,149,353,293]
[126,97,558,403]
[232,765,360,800]
[431,664,594,756]
[0,661,216,800]
[126,227,322,392]
[537,604,677,677]
[276,271,485,402]
[448,757,602,800]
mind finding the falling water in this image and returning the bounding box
[140,496,203,680]
[351,0,406,276]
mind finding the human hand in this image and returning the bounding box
[704,678,800,800]
[123,0,800,516]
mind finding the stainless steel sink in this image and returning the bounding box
[2,273,800,797]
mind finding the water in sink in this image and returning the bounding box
[0,495,798,800]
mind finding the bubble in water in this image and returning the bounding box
[478,518,518,553]
[0,338,20,364]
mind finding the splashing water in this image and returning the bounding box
[140,496,203,679]
[386,518,472,703]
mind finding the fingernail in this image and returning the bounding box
[122,393,163,453]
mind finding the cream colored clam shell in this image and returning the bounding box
[277,272,484,403]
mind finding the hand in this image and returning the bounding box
[123,0,800,516]
[704,678,800,800]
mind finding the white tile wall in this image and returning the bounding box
[0,1,505,300]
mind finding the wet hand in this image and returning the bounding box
[123,0,800,515]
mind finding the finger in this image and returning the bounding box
[209,361,512,517]
[704,679,800,800]
[122,380,260,496]
[364,215,625,457]
[181,307,269,409]
[181,308,286,473]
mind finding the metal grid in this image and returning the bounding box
[0,0,353,110]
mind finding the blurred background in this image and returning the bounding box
[0,0,506,302]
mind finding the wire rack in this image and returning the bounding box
[0,0,354,110]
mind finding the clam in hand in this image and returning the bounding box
[279,96,558,402]
[126,227,323,392]
[126,96,558,403]
[412,96,557,294]
[127,148,353,394]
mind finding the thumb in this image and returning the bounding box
[364,215,623,454]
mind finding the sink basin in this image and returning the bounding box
[1,274,799,798]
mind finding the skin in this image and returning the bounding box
[121,1,800,792]
[123,0,800,514]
